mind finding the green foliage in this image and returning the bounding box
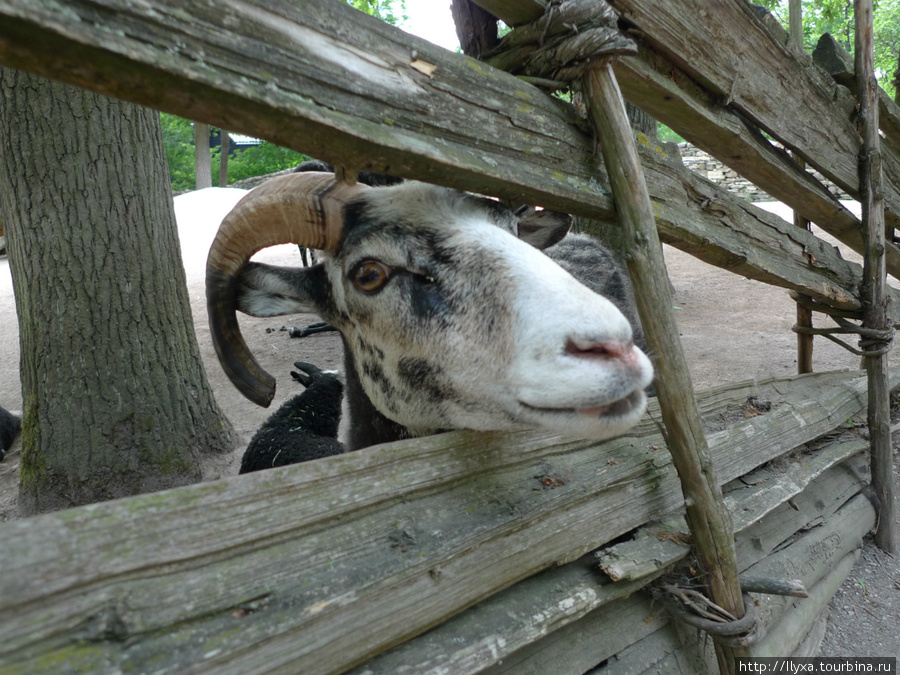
[158,0,407,191]
[345,0,407,25]
[657,125,684,143]
[875,0,900,97]
[160,114,310,191]
[160,114,196,192]
[212,142,309,184]
[758,0,900,99]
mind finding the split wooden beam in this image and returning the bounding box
[408,453,869,674]
[473,0,900,278]
[0,0,896,320]
[608,46,900,279]
[0,370,886,674]
[583,61,744,673]
[605,0,900,228]
[855,0,897,554]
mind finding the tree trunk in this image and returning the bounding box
[0,68,236,515]
[218,128,230,187]
[625,102,657,138]
[451,0,499,58]
[193,121,212,189]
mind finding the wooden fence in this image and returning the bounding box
[0,0,895,672]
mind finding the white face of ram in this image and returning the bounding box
[322,185,654,440]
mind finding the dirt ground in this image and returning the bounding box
[0,191,898,660]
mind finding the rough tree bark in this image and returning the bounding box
[450,0,499,58]
[0,68,236,515]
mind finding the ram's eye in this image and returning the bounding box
[351,260,391,293]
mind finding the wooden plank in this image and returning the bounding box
[741,494,873,657]
[749,549,863,658]
[356,447,868,675]
[597,438,868,582]
[0,371,888,674]
[594,546,865,673]
[481,592,667,675]
[0,0,613,214]
[727,442,866,533]
[0,0,889,314]
[353,562,669,675]
[435,461,872,675]
[605,0,900,230]
[477,0,900,278]
[599,622,709,674]
[472,0,900,230]
[793,613,829,658]
[612,48,900,281]
[733,463,870,575]
[600,491,874,672]
[629,147,875,314]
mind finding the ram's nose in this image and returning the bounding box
[565,338,643,367]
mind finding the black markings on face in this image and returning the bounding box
[404,274,450,326]
[361,359,399,413]
[397,358,452,403]
[356,336,385,362]
[331,186,520,427]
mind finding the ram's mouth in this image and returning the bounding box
[520,388,646,420]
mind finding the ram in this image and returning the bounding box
[0,405,21,461]
[207,172,653,458]
[239,362,344,473]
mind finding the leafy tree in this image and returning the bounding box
[348,0,407,24]
[211,142,309,184]
[159,0,407,192]
[760,0,900,98]
[160,114,195,191]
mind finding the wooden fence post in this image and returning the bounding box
[583,61,746,674]
[789,0,815,374]
[856,0,897,554]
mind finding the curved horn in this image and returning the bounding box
[206,172,368,407]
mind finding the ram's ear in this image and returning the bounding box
[236,262,327,317]
[515,207,572,250]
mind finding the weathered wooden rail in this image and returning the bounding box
[0,371,889,673]
[0,0,898,315]
[480,0,900,275]
[0,0,895,672]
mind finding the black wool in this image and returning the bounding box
[239,363,345,474]
[0,406,22,461]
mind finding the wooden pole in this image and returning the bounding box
[788,0,803,51]
[584,62,745,674]
[218,129,230,187]
[789,0,814,374]
[856,0,896,553]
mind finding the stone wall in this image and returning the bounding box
[678,142,851,202]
